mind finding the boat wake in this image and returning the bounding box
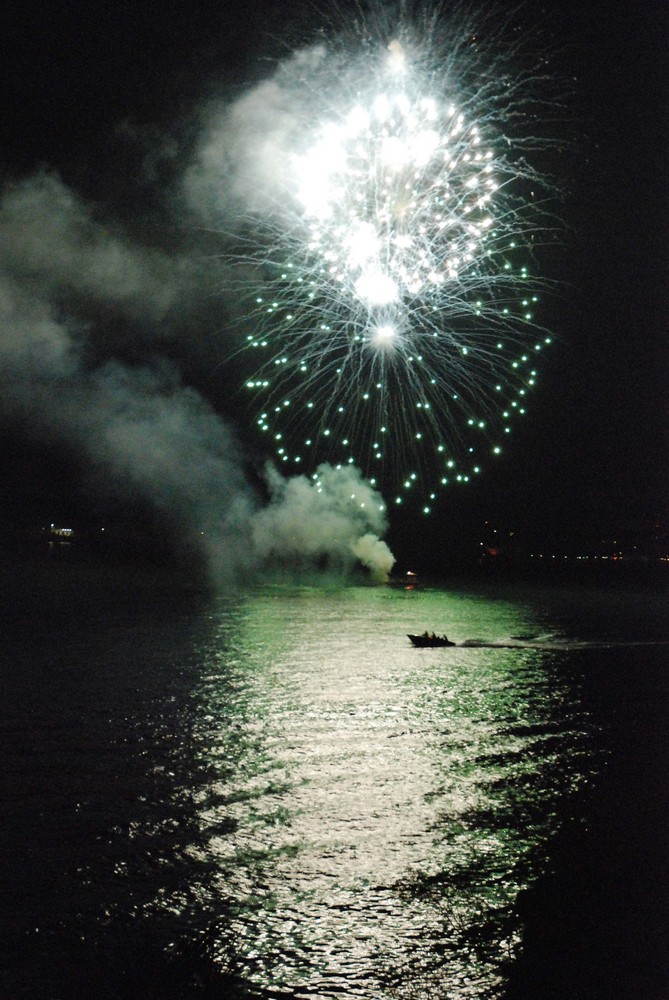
[457,638,669,650]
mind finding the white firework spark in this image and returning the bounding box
[221,8,561,514]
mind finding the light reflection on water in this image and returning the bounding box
[171,585,596,998]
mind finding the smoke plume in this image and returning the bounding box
[0,147,395,584]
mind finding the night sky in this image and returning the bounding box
[0,1,666,570]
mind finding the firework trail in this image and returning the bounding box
[213,5,561,515]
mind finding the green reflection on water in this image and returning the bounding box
[180,585,596,998]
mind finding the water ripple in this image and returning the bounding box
[153,586,600,997]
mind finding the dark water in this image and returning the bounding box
[2,563,668,999]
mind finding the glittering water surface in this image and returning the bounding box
[2,569,668,999]
[185,587,595,998]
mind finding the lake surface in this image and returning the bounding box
[2,564,668,998]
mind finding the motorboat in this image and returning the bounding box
[407,633,455,647]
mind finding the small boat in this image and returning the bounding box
[407,633,455,647]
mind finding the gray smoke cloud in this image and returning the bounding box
[252,463,394,581]
[0,173,190,318]
[183,45,328,227]
[0,153,395,585]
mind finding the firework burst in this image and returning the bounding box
[224,6,560,514]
